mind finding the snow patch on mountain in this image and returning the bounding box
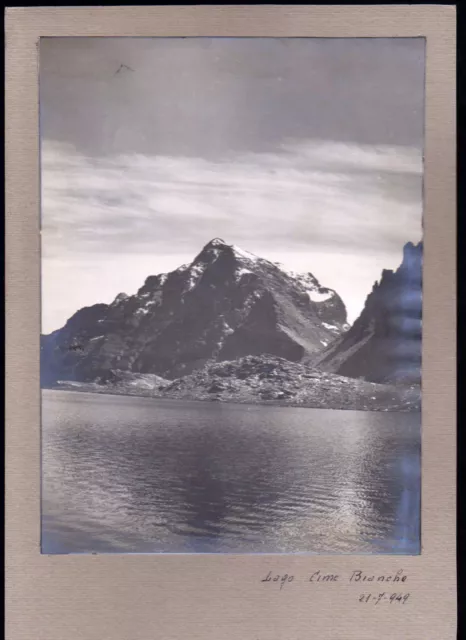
[216,318,235,352]
[243,290,263,311]
[208,238,227,248]
[204,246,221,260]
[322,321,340,333]
[222,318,234,335]
[232,245,260,263]
[236,267,253,280]
[273,265,335,304]
[136,307,150,316]
[308,289,333,302]
[186,262,205,291]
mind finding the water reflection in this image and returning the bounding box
[42,391,421,554]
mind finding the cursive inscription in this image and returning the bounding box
[260,569,409,602]
[261,571,295,589]
[349,569,407,583]
[309,570,339,583]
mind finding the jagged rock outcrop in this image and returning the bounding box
[311,242,422,384]
[41,239,348,384]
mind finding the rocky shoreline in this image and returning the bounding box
[51,355,421,412]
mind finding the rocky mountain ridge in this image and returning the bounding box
[41,239,348,385]
[312,241,422,384]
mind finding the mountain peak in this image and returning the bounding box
[193,238,231,266]
[42,240,349,383]
[195,238,260,265]
[111,292,129,306]
[402,239,422,261]
[205,238,227,248]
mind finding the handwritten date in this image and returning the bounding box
[359,592,410,604]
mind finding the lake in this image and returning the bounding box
[41,390,421,554]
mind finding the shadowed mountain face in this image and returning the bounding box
[311,242,422,384]
[41,239,348,384]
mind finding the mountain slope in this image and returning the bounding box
[41,239,348,384]
[311,241,422,384]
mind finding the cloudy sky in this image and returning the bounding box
[40,37,425,333]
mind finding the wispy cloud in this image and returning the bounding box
[42,139,422,254]
[41,139,423,332]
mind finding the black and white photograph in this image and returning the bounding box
[40,37,424,554]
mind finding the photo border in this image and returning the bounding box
[5,6,456,640]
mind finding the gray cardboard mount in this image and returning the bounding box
[5,6,456,640]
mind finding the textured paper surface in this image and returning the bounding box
[5,5,456,640]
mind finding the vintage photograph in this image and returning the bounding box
[40,37,424,554]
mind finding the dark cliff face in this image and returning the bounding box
[313,241,422,384]
[41,239,348,384]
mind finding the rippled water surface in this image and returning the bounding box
[41,390,421,554]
